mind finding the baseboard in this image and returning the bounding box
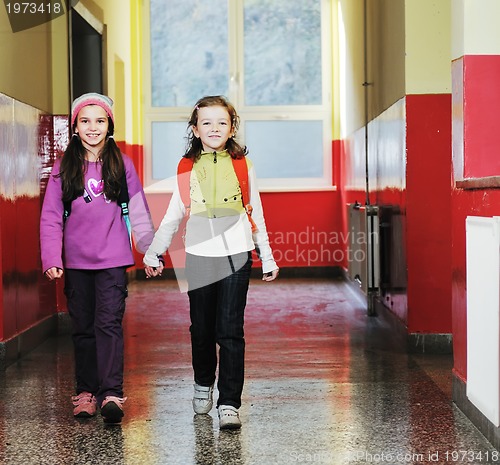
[57,311,73,336]
[453,373,500,450]
[374,298,452,354]
[0,312,73,370]
[346,274,453,355]
[0,314,59,370]
[407,332,453,354]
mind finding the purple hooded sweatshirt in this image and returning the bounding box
[40,154,155,272]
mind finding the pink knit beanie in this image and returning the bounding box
[71,93,114,126]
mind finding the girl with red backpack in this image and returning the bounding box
[144,95,279,429]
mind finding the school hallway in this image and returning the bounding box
[0,276,495,465]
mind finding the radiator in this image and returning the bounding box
[466,216,500,427]
[346,203,379,295]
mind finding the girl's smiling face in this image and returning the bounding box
[192,105,233,153]
[74,105,109,154]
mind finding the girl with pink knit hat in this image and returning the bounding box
[40,92,157,424]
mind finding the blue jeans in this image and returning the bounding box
[186,252,252,409]
[64,267,128,405]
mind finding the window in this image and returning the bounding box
[144,0,332,191]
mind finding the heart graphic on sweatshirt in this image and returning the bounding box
[88,178,104,197]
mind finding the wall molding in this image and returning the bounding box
[0,313,71,370]
[456,176,500,190]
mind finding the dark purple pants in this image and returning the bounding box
[64,267,128,405]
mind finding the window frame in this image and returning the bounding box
[143,0,333,193]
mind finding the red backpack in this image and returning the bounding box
[177,157,257,233]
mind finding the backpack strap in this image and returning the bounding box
[63,199,72,223]
[63,192,86,224]
[118,170,132,246]
[231,157,258,233]
[177,157,195,215]
[118,169,130,207]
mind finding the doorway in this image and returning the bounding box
[70,8,103,99]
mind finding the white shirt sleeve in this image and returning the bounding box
[247,165,279,273]
[143,182,185,267]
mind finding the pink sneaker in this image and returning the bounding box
[72,392,97,418]
[101,396,127,424]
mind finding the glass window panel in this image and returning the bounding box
[146,0,331,188]
[243,0,322,106]
[244,121,323,178]
[152,122,187,180]
[150,0,229,107]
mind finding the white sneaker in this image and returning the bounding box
[193,384,214,414]
[218,405,241,429]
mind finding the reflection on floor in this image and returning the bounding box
[0,277,496,464]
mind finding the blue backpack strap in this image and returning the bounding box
[118,170,132,247]
[118,169,129,206]
[63,199,71,223]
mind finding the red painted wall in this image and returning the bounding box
[340,95,453,335]
[40,116,69,316]
[0,204,3,338]
[0,109,63,342]
[450,55,500,382]
[406,94,452,333]
[145,189,342,270]
[260,191,341,268]
[463,56,500,178]
[116,142,144,182]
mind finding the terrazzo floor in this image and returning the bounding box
[0,277,497,464]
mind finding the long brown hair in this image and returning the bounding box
[184,95,248,161]
[58,118,124,203]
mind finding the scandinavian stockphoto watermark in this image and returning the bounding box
[148,172,378,292]
[287,449,500,463]
[268,226,378,267]
[166,220,377,293]
[3,0,79,32]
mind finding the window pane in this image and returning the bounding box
[152,122,187,180]
[150,0,229,107]
[243,0,322,106]
[244,121,323,178]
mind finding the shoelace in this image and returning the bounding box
[103,396,127,408]
[194,385,212,400]
[219,407,238,417]
[72,392,95,406]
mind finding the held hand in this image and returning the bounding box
[45,267,63,281]
[145,263,164,278]
[262,268,279,282]
[145,266,156,278]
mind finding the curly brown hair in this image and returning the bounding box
[184,95,247,161]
